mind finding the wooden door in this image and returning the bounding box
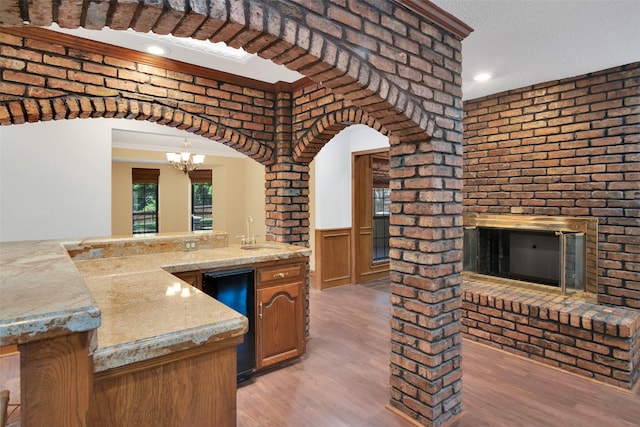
[352,149,390,284]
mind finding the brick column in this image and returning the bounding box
[265,91,310,246]
[265,91,311,337]
[388,136,464,426]
[264,162,310,245]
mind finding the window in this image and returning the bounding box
[372,155,390,261]
[372,188,391,261]
[132,168,159,234]
[189,169,212,231]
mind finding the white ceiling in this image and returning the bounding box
[431,0,640,100]
[49,24,304,85]
[110,124,248,158]
[49,0,640,154]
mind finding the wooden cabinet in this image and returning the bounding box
[255,259,307,370]
[90,337,241,427]
[171,258,308,372]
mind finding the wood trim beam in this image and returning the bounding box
[0,27,313,93]
[394,0,474,39]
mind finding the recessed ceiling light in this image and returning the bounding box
[473,73,492,82]
[146,45,167,56]
[139,31,252,63]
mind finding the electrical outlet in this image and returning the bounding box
[89,248,104,259]
[184,240,199,251]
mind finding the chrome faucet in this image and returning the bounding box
[246,216,255,244]
[237,216,256,245]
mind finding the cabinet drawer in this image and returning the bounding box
[257,262,305,287]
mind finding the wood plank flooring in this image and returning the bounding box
[2,279,637,426]
[237,280,640,427]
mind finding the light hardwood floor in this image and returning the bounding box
[237,280,640,427]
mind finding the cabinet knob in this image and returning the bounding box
[258,302,263,319]
[273,272,289,279]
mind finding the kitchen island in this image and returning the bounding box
[0,232,310,426]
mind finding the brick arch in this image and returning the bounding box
[293,106,389,163]
[1,0,435,144]
[8,95,274,164]
[224,5,434,145]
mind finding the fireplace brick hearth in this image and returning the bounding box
[462,280,640,389]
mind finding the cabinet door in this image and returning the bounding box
[173,270,202,290]
[256,282,305,369]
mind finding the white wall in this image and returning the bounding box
[312,125,389,229]
[0,119,112,241]
[1,119,386,243]
[243,157,267,242]
[0,118,264,243]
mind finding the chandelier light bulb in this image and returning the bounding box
[166,139,205,174]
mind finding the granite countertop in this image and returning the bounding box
[73,241,310,372]
[73,243,310,279]
[0,240,101,346]
[1,233,310,373]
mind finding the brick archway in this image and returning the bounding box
[293,104,387,163]
[2,1,434,144]
[5,93,275,163]
[1,1,471,425]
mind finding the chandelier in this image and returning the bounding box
[165,139,205,174]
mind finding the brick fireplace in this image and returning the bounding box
[461,63,640,388]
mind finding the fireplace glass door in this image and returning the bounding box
[561,231,585,293]
[464,227,586,294]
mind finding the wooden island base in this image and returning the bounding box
[89,336,242,427]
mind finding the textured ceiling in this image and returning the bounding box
[431,0,640,100]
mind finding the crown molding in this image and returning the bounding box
[394,0,473,40]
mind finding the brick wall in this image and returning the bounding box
[463,63,640,310]
[0,30,278,163]
[1,1,470,425]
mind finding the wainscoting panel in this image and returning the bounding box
[315,228,352,290]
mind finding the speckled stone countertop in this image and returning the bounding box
[0,240,101,346]
[1,232,310,373]
[73,240,310,372]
